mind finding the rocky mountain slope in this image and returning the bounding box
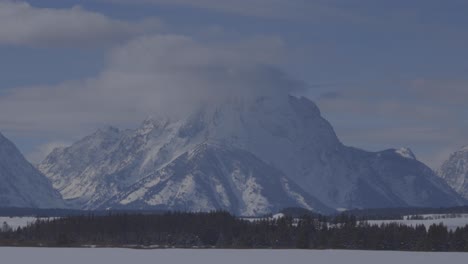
[438,146,468,199]
[103,143,332,215]
[0,132,64,208]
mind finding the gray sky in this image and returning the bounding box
[0,0,467,168]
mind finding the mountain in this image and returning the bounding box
[438,146,468,199]
[39,95,465,214]
[0,132,65,208]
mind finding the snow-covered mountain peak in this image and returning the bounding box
[458,145,468,152]
[39,94,465,213]
[138,116,170,134]
[394,147,417,160]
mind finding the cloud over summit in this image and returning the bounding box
[0,34,298,139]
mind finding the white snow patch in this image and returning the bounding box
[395,147,416,160]
[147,181,178,206]
[271,213,285,220]
[120,188,148,205]
[230,168,270,216]
[460,145,468,152]
[281,178,313,211]
[213,178,231,208]
[0,217,57,230]
[175,174,196,199]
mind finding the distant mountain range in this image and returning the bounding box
[0,95,466,214]
[33,95,465,215]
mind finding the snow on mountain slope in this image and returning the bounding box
[103,143,332,215]
[39,95,465,213]
[394,147,417,160]
[347,149,464,208]
[438,146,468,199]
[0,132,64,208]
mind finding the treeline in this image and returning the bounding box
[1,211,468,251]
[3,206,468,219]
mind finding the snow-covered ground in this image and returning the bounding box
[0,217,54,230]
[402,214,468,220]
[0,248,466,264]
[241,213,286,222]
[367,214,468,231]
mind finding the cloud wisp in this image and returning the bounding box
[103,0,361,22]
[0,0,162,47]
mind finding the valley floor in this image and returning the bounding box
[0,248,467,264]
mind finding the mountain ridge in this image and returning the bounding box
[39,95,466,214]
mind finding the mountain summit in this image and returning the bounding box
[39,95,465,214]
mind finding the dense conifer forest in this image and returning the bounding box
[1,211,468,251]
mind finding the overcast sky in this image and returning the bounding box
[0,0,467,168]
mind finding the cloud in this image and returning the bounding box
[106,0,306,19]
[0,0,162,46]
[2,1,466,169]
[409,79,468,104]
[103,0,467,31]
[104,0,358,22]
[0,34,298,139]
[318,91,344,100]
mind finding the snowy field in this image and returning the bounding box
[367,214,468,231]
[0,248,467,264]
